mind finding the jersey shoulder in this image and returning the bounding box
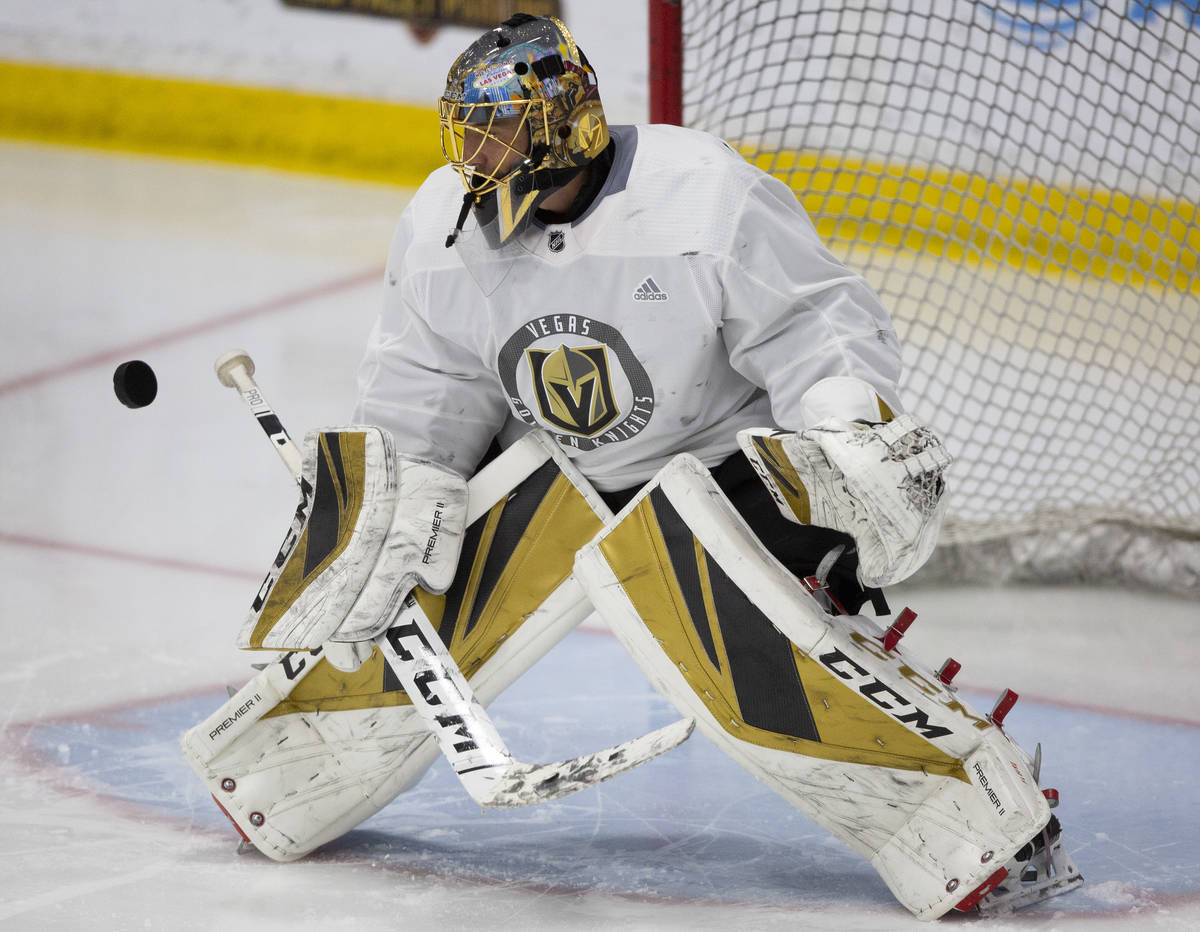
[625,123,749,169]
[408,164,468,234]
[386,165,470,274]
[593,125,781,256]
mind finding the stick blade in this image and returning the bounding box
[472,717,695,808]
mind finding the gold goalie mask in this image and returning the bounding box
[439,13,610,249]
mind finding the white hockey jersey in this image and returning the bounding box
[355,124,904,493]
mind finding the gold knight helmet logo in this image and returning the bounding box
[526,343,619,436]
[574,107,608,159]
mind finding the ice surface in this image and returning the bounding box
[2,142,1197,930]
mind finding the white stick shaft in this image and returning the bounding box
[223,361,304,480]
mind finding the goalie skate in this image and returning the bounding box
[965,815,1085,915]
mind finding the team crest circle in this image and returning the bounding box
[498,315,655,451]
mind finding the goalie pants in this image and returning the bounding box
[599,451,889,617]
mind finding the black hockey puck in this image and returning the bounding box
[113,360,158,409]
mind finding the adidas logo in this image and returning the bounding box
[633,277,669,301]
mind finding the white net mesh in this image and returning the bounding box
[677,0,1200,594]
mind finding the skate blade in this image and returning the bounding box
[976,835,1084,915]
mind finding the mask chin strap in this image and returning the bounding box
[445,145,582,248]
[445,192,475,248]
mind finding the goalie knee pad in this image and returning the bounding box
[183,431,611,860]
[574,454,1064,920]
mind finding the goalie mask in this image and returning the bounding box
[439,14,610,249]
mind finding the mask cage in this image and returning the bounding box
[438,98,552,198]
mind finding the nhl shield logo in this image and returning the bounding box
[548,229,565,253]
[526,343,619,436]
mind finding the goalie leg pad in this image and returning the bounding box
[574,454,1056,920]
[183,432,610,860]
[181,645,441,862]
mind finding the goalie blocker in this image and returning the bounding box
[574,453,1081,920]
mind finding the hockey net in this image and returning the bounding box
[652,0,1200,594]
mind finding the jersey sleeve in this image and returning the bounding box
[353,213,508,477]
[717,170,905,428]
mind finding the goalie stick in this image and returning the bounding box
[213,349,694,809]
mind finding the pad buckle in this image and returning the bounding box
[801,575,849,615]
[879,607,917,651]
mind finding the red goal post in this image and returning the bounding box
[647,0,1200,594]
[648,0,682,125]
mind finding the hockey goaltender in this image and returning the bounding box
[181,13,1084,920]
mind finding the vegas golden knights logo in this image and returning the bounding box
[526,344,619,436]
[499,314,655,452]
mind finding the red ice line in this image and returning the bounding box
[0,264,383,396]
[0,530,259,582]
[0,267,382,580]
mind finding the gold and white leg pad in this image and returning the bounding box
[182,432,611,861]
[574,454,1054,921]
